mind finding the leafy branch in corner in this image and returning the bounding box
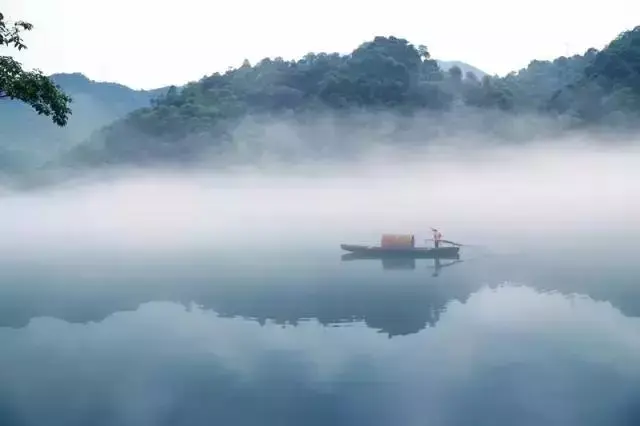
[0,12,72,126]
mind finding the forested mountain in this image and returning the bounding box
[1,24,638,175]
[0,73,167,170]
[56,26,640,168]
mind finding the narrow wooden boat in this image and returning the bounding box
[340,244,460,258]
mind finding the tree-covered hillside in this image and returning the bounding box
[548,28,640,122]
[0,72,167,170]
[60,27,640,167]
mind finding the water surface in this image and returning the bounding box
[0,236,639,426]
[1,145,639,426]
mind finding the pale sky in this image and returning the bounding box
[2,0,639,90]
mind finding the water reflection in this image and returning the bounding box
[1,245,640,337]
[340,252,463,274]
[0,284,639,426]
[0,252,477,337]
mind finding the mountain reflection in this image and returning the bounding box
[0,248,639,335]
[1,284,638,426]
[0,255,476,336]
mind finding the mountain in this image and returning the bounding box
[437,60,488,79]
[63,28,640,168]
[57,38,523,167]
[547,28,640,122]
[0,73,168,170]
[7,26,640,174]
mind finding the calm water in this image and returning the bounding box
[0,234,639,426]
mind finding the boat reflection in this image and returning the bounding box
[341,252,463,274]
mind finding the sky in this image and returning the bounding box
[2,0,640,90]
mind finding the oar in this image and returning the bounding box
[428,240,493,251]
[441,239,465,247]
[424,238,464,246]
[424,238,490,248]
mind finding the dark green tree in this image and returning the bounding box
[0,12,72,126]
[448,65,462,82]
[58,29,640,167]
[585,26,640,94]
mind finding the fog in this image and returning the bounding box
[1,116,640,261]
[2,116,640,426]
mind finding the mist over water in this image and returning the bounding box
[1,126,640,426]
[2,131,640,258]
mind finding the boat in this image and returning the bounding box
[340,244,460,258]
[340,232,461,259]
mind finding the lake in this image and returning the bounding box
[0,234,639,426]
[0,145,639,426]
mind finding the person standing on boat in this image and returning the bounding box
[432,228,442,248]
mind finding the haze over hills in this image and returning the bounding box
[0,73,169,173]
[62,28,640,169]
[2,25,640,181]
[0,56,487,176]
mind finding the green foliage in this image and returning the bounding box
[0,11,72,126]
[504,51,597,111]
[73,36,516,164]
[0,72,169,168]
[5,26,640,170]
[547,26,640,121]
[587,26,640,94]
[67,29,640,165]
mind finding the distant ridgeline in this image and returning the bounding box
[63,28,640,167]
[0,72,169,172]
[7,26,640,171]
